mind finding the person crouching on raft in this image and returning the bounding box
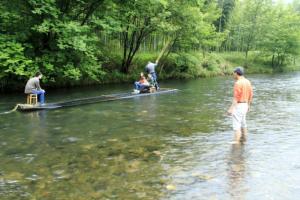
[24,71,46,105]
[133,72,150,94]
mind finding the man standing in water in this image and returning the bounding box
[227,67,253,143]
[145,60,159,90]
[25,71,46,105]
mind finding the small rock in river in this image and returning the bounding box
[63,137,80,143]
[53,170,65,176]
[166,184,176,191]
[136,192,147,198]
[107,139,118,142]
[25,174,40,181]
[81,144,95,150]
[192,172,213,181]
[153,151,161,156]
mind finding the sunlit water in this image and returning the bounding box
[0,73,300,200]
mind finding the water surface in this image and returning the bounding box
[0,73,300,199]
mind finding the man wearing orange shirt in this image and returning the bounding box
[227,67,253,143]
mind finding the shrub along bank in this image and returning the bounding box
[1,51,299,92]
[101,51,300,83]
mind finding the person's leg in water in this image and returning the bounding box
[232,104,248,143]
[240,106,248,142]
[234,129,242,143]
[241,128,247,142]
[232,106,243,143]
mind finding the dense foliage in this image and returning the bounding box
[225,0,300,68]
[0,0,299,91]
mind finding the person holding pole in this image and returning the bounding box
[227,67,253,143]
[144,41,172,90]
[145,60,159,90]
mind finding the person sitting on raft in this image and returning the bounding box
[133,72,150,94]
[24,71,46,105]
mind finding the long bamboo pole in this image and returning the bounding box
[156,39,172,63]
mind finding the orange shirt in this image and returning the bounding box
[234,77,253,103]
[139,77,148,84]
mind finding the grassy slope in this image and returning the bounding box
[101,51,300,83]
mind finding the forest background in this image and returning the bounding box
[1,0,300,91]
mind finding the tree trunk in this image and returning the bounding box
[121,29,129,73]
[294,57,296,65]
[81,0,104,26]
[218,0,224,32]
[245,50,248,66]
[121,28,147,73]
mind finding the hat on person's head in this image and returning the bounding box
[234,67,244,76]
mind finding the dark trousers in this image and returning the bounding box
[151,72,159,89]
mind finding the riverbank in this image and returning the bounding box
[1,51,299,92]
[101,51,300,82]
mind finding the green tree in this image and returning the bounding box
[258,3,300,68]
[0,0,112,87]
[216,0,236,32]
[159,0,224,57]
[226,0,270,62]
[113,0,169,73]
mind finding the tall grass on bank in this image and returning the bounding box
[101,51,300,83]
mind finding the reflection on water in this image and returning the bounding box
[227,144,246,200]
[1,73,300,199]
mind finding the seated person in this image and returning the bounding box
[24,71,46,105]
[133,72,150,93]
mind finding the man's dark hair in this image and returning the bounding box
[35,71,42,77]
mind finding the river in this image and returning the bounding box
[0,73,300,200]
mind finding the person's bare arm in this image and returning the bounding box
[35,79,42,90]
[248,85,253,112]
[228,82,239,115]
[227,98,238,115]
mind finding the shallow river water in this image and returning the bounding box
[0,73,300,200]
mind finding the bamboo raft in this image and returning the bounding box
[16,88,178,112]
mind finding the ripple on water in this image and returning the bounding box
[0,73,300,199]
